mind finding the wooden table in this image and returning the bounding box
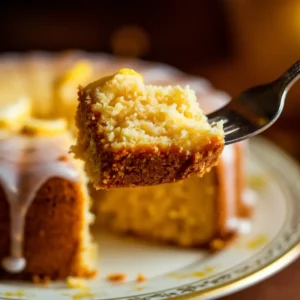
[189,61,300,299]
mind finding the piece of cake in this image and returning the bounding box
[73,68,225,189]
[0,117,96,280]
[94,142,251,248]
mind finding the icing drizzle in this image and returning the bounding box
[218,143,254,235]
[0,134,79,273]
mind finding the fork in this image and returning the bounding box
[208,61,300,145]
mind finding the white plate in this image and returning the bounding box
[0,137,300,300]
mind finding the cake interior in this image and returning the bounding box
[94,172,219,247]
[80,68,223,150]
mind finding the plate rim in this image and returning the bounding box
[169,137,300,300]
[102,136,300,300]
[171,239,300,300]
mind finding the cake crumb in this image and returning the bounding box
[67,276,89,289]
[107,273,126,283]
[247,175,266,189]
[191,271,205,278]
[210,238,225,250]
[58,155,68,162]
[136,273,147,283]
[71,291,95,300]
[4,290,25,297]
[43,276,51,285]
[32,275,40,284]
[32,274,51,286]
[247,234,268,249]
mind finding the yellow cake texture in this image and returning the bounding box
[73,68,225,189]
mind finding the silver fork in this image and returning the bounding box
[208,61,300,145]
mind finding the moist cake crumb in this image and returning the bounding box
[73,68,225,189]
[32,274,51,286]
[210,238,226,251]
[136,273,147,282]
[106,273,126,283]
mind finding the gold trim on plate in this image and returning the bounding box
[172,241,300,299]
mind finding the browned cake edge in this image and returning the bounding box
[74,88,224,189]
[0,178,97,281]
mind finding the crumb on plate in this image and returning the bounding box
[136,273,147,283]
[32,274,51,286]
[106,273,126,283]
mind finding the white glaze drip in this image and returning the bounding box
[0,134,79,273]
[242,188,257,208]
[220,144,255,234]
[236,218,252,234]
[220,146,238,231]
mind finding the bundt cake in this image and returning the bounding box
[0,118,96,280]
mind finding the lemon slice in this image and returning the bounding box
[55,60,93,105]
[22,118,68,136]
[0,96,32,132]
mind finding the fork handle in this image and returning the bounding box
[276,60,300,95]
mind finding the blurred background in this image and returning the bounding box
[0,0,299,162]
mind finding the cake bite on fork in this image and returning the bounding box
[72,68,224,189]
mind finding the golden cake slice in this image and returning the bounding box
[73,68,225,189]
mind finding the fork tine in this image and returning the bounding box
[224,124,239,135]
[206,61,300,145]
[207,105,229,120]
[208,108,259,145]
[207,115,227,124]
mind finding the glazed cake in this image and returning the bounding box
[73,68,224,189]
[0,52,253,280]
[0,116,96,280]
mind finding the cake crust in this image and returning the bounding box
[97,142,223,188]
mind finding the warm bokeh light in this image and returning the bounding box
[111,25,150,57]
[226,0,300,79]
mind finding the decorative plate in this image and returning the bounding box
[0,137,300,300]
